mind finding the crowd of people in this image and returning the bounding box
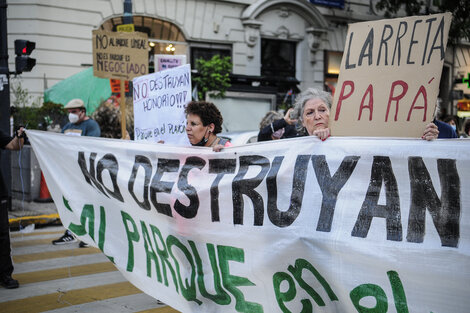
[1,87,468,290]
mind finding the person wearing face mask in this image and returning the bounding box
[61,99,101,137]
[291,88,440,141]
[52,98,101,247]
[185,101,232,151]
[440,115,459,138]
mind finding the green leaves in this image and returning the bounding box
[193,55,232,100]
[375,0,470,44]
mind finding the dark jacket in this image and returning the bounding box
[258,118,297,142]
[434,119,458,139]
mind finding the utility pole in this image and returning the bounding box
[120,0,132,138]
[0,0,12,209]
[0,0,10,128]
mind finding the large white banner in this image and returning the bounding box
[133,64,191,145]
[27,130,469,313]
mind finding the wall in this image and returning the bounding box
[7,0,380,104]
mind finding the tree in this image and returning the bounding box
[10,78,32,107]
[375,0,470,44]
[192,55,231,100]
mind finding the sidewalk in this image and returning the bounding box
[8,198,61,230]
[3,225,176,312]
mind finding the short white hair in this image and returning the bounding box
[292,88,332,132]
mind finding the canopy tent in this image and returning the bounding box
[44,67,111,114]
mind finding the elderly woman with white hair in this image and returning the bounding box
[291,88,439,141]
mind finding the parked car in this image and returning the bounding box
[219,131,258,146]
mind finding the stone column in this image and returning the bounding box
[306,27,327,64]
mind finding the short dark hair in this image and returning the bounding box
[185,101,223,134]
[443,115,457,125]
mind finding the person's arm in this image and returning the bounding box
[5,128,25,150]
[257,109,297,142]
[258,118,288,141]
[283,124,298,138]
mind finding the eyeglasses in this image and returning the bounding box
[68,109,81,114]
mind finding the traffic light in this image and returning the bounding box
[15,39,36,73]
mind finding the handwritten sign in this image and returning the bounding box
[133,64,191,145]
[92,30,148,80]
[110,79,129,93]
[155,54,187,71]
[330,13,452,137]
[27,130,470,313]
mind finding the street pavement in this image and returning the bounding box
[3,200,181,313]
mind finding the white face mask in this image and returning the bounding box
[68,113,79,124]
[451,124,457,131]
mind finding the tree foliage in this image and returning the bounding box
[10,78,33,107]
[375,0,470,44]
[12,102,66,131]
[192,55,231,100]
[10,78,66,131]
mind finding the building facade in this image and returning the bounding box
[6,0,469,117]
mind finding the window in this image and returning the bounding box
[324,51,343,96]
[261,39,296,78]
[100,16,187,73]
[190,46,231,70]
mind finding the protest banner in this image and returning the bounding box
[92,30,148,80]
[155,54,187,71]
[330,13,452,137]
[27,129,470,313]
[133,64,191,145]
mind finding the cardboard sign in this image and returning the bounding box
[92,30,148,80]
[155,54,187,71]
[330,13,452,137]
[133,64,191,145]
[110,79,129,93]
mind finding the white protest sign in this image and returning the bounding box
[27,130,470,313]
[330,13,452,137]
[133,64,191,145]
[155,54,187,71]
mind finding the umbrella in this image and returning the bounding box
[44,67,111,114]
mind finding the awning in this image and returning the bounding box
[43,67,111,114]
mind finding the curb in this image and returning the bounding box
[9,213,62,230]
